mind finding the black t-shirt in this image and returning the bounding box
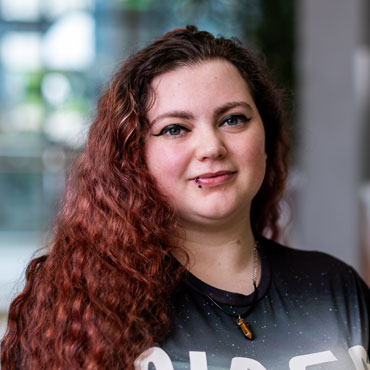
[135,238,370,369]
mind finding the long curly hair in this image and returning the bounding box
[1,26,289,369]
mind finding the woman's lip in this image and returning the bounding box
[193,170,236,179]
[193,171,236,186]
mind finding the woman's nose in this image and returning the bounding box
[194,128,227,161]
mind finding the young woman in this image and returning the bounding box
[1,26,369,370]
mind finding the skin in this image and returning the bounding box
[144,60,266,294]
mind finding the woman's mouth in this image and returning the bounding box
[193,171,236,187]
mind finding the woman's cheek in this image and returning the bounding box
[146,144,189,191]
[249,147,267,184]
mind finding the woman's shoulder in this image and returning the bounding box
[259,237,368,290]
[261,236,355,271]
[258,237,370,324]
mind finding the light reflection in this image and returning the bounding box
[1,0,40,21]
[41,0,93,20]
[41,73,72,106]
[2,103,44,133]
[42,11,95,71]
[1,32,42,71]
[43,109,87,147]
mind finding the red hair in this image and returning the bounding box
[1,26,289,369]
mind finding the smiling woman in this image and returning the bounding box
[1,26,370,370]
[145,60,266,230]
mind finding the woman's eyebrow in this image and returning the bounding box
[150,101,252,126]
[150,111,194,126]
[213,101,253,119]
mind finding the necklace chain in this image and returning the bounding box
[252,241,257,285]
[203,240,259,340]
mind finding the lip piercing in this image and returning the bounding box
[195,177,202,189]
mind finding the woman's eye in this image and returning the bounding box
[221,114,251,127]
[152,124,189,137]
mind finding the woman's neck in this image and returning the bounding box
[175,217,260,295]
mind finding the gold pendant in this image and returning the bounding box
[237,315,253,340]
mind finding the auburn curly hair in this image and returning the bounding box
[1,26,289,369]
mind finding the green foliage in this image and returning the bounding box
[252,0,295,92]
[116,0,156,11]
[169,0,295,93]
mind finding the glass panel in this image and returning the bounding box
[42,12,95,70]
[41,0,93,20]
[0,173,44,231]
[1,0,40,21]
[1,32,42,72]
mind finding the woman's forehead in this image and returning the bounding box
[146,60,255,121]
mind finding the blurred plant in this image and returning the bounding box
[170,0,295,93]
[26,71,44,104]
[172,0,260,32]
[252,0,295,93]
[116,0,156,11]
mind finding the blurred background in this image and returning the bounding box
[0,0,370,338]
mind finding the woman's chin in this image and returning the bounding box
[179,206,250,229]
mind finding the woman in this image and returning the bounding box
[1,26,369,370]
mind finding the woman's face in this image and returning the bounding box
[144,59,266,229]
